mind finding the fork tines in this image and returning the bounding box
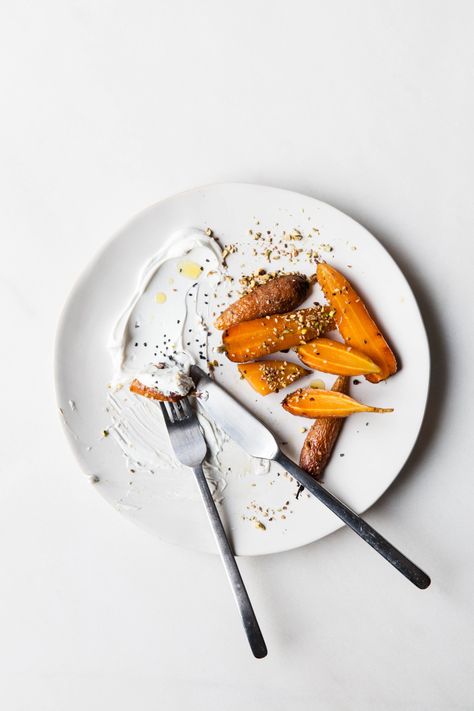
[159,397,193,423]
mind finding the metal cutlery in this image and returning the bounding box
[158,397,268,658]
[191,366,431,590]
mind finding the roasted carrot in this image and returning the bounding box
[316,263,397,383]
[223,306,334,363]
[299,376,348,479]
[130,379,182,402]
[282,387,393,418]
[238,360,310,396]
[298,338,381,376]
[215,273,309,330]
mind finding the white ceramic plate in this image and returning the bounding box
[55,183,429,555]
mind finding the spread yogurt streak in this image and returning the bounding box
[135,361,194,397]
[109,227,223,381]
[106,227,272,501]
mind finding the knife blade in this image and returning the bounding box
[192,365,279,459]
[191,365,430,589]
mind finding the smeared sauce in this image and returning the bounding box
[105,225,275,506]
[178,260,202,279]
[108,227,223,382]
[310,379,326,390]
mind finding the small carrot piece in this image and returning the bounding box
[316,263,397,383]
[298,338,381,376]
[299,376,349,479]
[238,360,310,396]
[282,387,393,418]
[130,379,182,402]
[223,306,335,363]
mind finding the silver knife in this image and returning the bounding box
[191,365,430,589]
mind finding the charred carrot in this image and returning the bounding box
[299,376,349,479]
[215,273,309,329]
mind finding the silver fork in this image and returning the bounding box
[159,397,267,659]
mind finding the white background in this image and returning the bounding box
[1,1,473,709]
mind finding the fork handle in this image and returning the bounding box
[276,452,430,589]
[192,465,267,658]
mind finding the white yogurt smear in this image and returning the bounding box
[109,227,223,382]
[106,226,272,504]
[135,361,194,397]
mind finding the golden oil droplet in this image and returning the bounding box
[155,291,167,304]
[310,379,326,390]
[178,260,202,279]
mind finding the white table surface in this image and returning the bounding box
[1,1,473,709]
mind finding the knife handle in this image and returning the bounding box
[276,452,430,589]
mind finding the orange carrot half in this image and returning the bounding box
[282,387,393,418]
[238,360,310,396]
[316,263,397,383]
[298,338,381,376]
[222,306,334,363]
